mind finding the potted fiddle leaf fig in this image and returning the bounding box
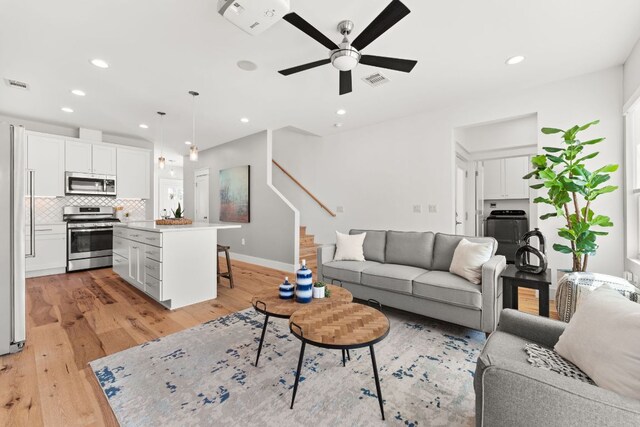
[524,120,618,272]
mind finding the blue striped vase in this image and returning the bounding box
[279,277,294,299]
[295,260,313,304]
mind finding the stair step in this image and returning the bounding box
[300,235,315,246]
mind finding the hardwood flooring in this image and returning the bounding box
[1,260,555,426]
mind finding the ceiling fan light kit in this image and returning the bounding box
[278,0,418,95]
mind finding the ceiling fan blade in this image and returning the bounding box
[351,0,411,51]
[339,70,352,95]
[278,58,331,76]
[283,13,339,50]
[360,55,417,72]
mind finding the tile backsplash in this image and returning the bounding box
[30,196,147,224]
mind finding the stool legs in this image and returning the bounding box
[216,246,234,289]
[225,248,234,288]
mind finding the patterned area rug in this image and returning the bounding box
[90,308,484,426]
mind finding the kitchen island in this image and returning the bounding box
[112,221,240,309]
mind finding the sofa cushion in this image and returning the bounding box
[350,229,387,263]
[432,233,497,271]
[361,263,428,295]
[384,231,435,270]
[413,271,483,309]
[322,260,381,284]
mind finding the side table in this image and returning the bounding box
[501,265,552,317]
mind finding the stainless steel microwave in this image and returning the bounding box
[65,172,117,196]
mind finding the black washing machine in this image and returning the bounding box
[484,210,529,264]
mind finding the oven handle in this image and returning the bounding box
[69,228,113,232]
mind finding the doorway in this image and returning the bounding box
[455,157,468,235]
[194,169,210,222]
[158,178,183,219]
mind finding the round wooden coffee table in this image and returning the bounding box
[251,284,352,367]
[288,301,390,420]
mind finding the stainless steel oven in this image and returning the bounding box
[65,172,116,196]
[64,206,119,272]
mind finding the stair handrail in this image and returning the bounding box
[272,159,336,217]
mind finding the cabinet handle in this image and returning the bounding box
[145,237,156,241]
[132,246,138,249]
[131,234,140,238]
[35,228,53,232]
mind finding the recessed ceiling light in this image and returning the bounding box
[184,141,192,145]
[336,109,346,115]
[505,55,525,65]
[240,117,250,123]
[334,123,343,128]
[237,60,258,71]
[139,124,149,129]
[71,89,86,96]
[61,107,74,113]
[90,58,109,68]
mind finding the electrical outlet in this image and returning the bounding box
[336,206,344,213]
[428,204,437,213]
[241,238,246,245]
[413,204,422,213]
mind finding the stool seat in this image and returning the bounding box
[217,244,234,288]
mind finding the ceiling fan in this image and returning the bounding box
[278,0,418,95]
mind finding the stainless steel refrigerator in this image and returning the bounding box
[0,122,30,355]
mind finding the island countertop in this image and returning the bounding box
[114,221,241,233]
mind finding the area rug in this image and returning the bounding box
[90,308,485,426]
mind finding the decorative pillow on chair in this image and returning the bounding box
[555,285,640,401]
[449,238,493,284]
[333,231,366,262]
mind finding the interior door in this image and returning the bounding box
[475,161,485,237]
[194,170,209,222]
[455,160,467,235]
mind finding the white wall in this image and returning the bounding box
[459,114,538,153]
[624,38,640,108]
[183,131,298,271]
[274,66,625,278]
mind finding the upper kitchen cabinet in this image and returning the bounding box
[483,156,530,200]
[92,144,117,175]
[66,140,117,175]
[117,147,150,199]
[27,134,65,197]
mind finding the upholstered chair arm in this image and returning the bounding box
[317,244,336,281]
[480,255,507,333]
[476,355,640,427]
[497,309,567,348]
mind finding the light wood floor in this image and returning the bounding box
[0,261,556,426]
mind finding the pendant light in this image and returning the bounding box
[157,111,166,169]
[189,90,199,162]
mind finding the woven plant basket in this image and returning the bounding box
[155,218,193,225]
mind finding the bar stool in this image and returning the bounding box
[217,244,234,288]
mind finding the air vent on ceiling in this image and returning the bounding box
[4,78,30,90]
[362,72,390,87]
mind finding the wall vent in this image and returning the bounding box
[4,78,30,90]
[362,72,390,87]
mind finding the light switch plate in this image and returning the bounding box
[336,206,344,213]
[428,205,437,213]
[413,205,422,213]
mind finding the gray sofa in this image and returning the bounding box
[475,309,640,426]
[317,229,507,333]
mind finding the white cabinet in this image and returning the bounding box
[26,224,67,277]
[27,134,65,197]
[66,141,117,175]
[65,140,93,173]
[127,242,145,290]
[92,144,117,175]
[117,148,150,199]
[483,156,530,200]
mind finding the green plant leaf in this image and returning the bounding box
[581,137,605,145]
[578,120,600,131]
[529,183,545,190]
[546,154,564,164]
[539,212,557,220]
[541,127,564,135]
[557,229,575,240]
[553,244,573,254]
[591,215,613,227]
[542,146,563,153]
[538,169,556,180]
[531,155,548,168]
[594,164,619,174]
[522,171,538,179]
[533,196,551,204]
[576,152,599,163]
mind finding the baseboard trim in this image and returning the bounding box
[26,267,66,278]
[228,252,295,273]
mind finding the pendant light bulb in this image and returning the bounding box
[189,91,199,162]
[157,111,166,169]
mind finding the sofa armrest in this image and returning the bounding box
[497,309,567,349]
[317,244,336,281]
[480,255,507,333]
[478,355,640,427]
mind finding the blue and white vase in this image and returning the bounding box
[279,276,294,299]
[295,260,313,303]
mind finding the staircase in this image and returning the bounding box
[299,226,318,276]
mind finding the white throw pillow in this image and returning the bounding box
[555,285,640,400]
[449,238,493,285]
[333,231,366,262]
